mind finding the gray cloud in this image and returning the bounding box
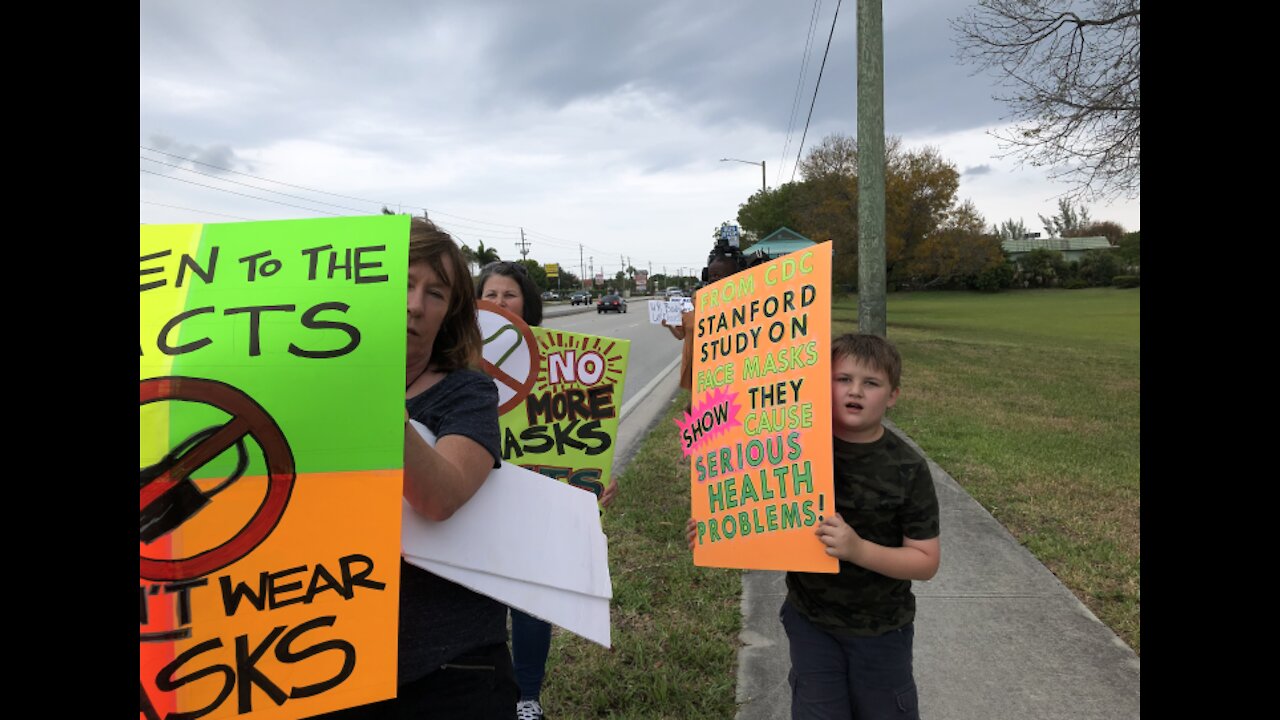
[964,164,993,176]
[142,1,1007,147]
[140,0,1138,264]
[145,135,254,175]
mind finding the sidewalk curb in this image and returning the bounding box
[611,356,681,476]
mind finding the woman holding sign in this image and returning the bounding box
[325,218,517,719]
[477,260,619,720]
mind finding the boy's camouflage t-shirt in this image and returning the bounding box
[785,429,940,636]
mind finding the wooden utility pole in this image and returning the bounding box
[857,0,887,337]
[516,228,531,261]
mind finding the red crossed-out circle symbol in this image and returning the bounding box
[139,377,295,582]
[477,300,541,416]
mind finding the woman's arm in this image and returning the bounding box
[403,422,496,521]
[661,318,685,340]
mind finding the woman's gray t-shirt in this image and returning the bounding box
[400,367,504,684]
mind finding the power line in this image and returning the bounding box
[140,145,662,265]
[141,145,397,208]
[140,169,347,216]
[140,144,536,232]
[523,229,613,258]
[141,156,371,214]
[792,0,843,184]
[139,200,255,221]
[778,0,824,187]
[521,230,578,248]
[522,228,595,250]
[427,219,525,239]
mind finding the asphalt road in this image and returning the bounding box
[543,300,679,409]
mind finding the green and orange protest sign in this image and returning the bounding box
[478,301,630,501]
[685,244,838,573]
[140,216,407,719]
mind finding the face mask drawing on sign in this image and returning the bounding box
[139,423,249,543]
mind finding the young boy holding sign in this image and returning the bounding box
[688,333,940,719]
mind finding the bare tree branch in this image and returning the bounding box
[952,0,1140,202]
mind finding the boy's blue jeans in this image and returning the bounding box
[779,600,920,720]
[511,608,552,701]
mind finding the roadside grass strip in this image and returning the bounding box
[865,288,1140,653]
[542,391,743,718]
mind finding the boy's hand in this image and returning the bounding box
[685,517,698,551]
[815,512,865,564]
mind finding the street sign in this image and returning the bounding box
[545,263,560,278]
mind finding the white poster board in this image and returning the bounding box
[405,559,612,647]
[647,300,667,324]
[648,299,689,325]
[401,421,613,647]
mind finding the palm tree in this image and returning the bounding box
[474,240,501,266]
[458,242,478,267]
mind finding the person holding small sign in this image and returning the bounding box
[478,260,620,720]
[687,333,941,720]
[324,218,518,719]
[661,241,759,412]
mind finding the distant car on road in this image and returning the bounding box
[570,291,591,305]
[597,294,627,314]
[665,288,684,299]
[541,290,559,301]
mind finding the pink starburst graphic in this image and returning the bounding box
[675,387,743,459]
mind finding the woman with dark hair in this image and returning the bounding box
[475,259,615,720]
[325,217,517,719]
[477,260,543,326]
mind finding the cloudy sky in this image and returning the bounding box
[140,0,1140,279]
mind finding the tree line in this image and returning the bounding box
[733,134,1138,293]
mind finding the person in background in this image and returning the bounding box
[661,241,762,413]
[477,260,619,720]
[479,260,543,327]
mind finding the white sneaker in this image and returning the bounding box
[516,699,544,720]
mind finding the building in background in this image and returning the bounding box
[747,227,817,259]
[1001,236,1113,264]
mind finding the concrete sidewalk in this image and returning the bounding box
[735,420,1141,720]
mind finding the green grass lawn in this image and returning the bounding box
[851,287,1141,653]
[541,286,1140,717]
